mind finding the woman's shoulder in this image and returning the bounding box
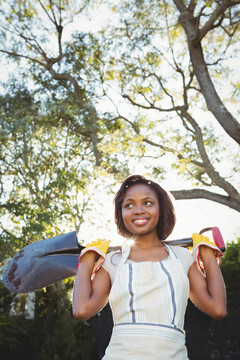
[103,248,122,271]
[103,249,122,283]
[170,245,191,256]
[105,249,122,265]
[169,245,194,273]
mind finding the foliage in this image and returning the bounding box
[0,280,98,360]
[221,239,240,316]
[0,282,17,315]
[0,84,97,261]
[185,240,240,359]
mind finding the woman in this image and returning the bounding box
[73,175,227,359]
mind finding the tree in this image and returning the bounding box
[0,84,95,260]
[175,0,240,144]
[0,0,148,261]
[100,0,240,211]
[0,0,239,228]
[0,0,136,171]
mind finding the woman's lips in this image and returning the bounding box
[133,218,149,225]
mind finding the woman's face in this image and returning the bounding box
[121,183,160,237]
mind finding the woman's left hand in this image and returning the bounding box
[188,245,227,320]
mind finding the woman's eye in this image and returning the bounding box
[145,201,152,206]
[125,203,133,208]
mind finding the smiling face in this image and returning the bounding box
[121,184,160,238]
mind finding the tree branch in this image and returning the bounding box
[198,0,240,42]
[0,49,45,67]
[179,109,240,200]
[122,92,185,113]
[171,188,240,212]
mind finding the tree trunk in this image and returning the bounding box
[176,5,240,145]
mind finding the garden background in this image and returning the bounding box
[0,1,240,359]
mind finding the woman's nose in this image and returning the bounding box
[134,205,145,214]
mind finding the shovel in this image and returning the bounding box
[3,226,225,294]
[3,231,82,293]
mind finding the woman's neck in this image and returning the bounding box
[131,233,163,249]
[128,236,168,262]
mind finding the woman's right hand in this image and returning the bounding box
[78,239,110,274]
[72,252,111,321]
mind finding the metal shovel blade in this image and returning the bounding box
[3,231,83,293]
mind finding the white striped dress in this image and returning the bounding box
[102,244,193,359]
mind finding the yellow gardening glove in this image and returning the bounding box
[85,239,110,254]
[191,233,223,270]
[78,239,110,274]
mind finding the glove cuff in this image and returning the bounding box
[79,246,106,260]
[77,246,107,274]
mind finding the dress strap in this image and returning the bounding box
[164,244,177,259]
[121,243,178,262]
[121,243,131,263]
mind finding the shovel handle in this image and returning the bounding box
[107,238,192,252]
[107,227,225,253]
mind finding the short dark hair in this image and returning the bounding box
[114,175,176,240]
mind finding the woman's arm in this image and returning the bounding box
[188,246,227,320]
[72,251,111,321]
